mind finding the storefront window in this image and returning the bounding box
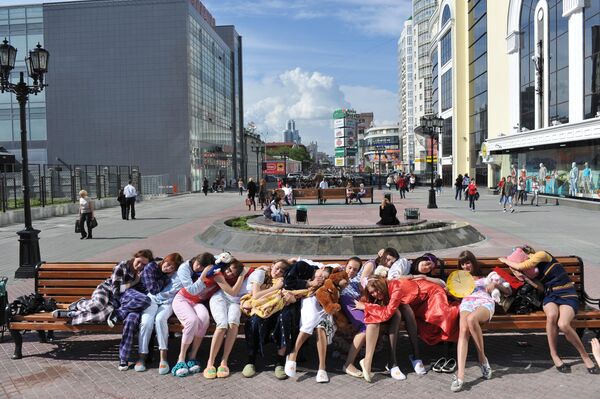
[497,139,600,200]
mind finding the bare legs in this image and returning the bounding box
[591,338,600,365]
[178,335,203,363]
[543,303,594,368]
[288,329,328,371]
[343,332,365,374]
[206,325,239,371]
[456,308,490,381]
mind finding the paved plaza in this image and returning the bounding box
[0,188,599,398]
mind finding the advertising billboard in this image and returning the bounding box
[263,161,286,175]
[334,128,345,138]
[335,137,345,148]
[334,118,345,128]
[335,157,345,167]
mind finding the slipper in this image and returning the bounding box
[344,366,363,378]
[284,359,297,378]
[158,360,170,375]
[555,363,571,373]
[409,354,427,375]
[390,366,406,381]
[134,361,147,372]
[359,359,373,383]
[217,366,230,378]
[442,358,457,373]
[187,359,201,374]
[203,366,217,379]
[242,364,256,378]
[588,366,600,374]
[431,357,446,373]
[171,361,189,377]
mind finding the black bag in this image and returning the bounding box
[509,283,542,314]
[90,217,98,229]
[9,293,57,317]
[475,192,480,201]
[75,219,81,233]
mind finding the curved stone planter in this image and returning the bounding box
[198,216,485,256]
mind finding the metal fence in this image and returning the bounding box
[141,174,188,195]
[0,163,140,212]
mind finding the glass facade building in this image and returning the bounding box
[0,0,243,192]
[0,5,47,164]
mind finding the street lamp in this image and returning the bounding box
[250,144,264,180]
[418,114,444,209]
[0,39,49,278]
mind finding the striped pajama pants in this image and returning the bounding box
[117,289,151,363]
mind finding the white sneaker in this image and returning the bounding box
[479,358,492,380]
[409,355,427,375]
[450,375,464,392]
[284,359,297,378]
[390,366,406,380]
[316,369,329,383]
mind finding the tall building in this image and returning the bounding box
[282,119,301,144]
[399,18,415,172]
[362,126,402,174]
[0,0,244,192]
[357,112,373,170]
[407,0,438,176]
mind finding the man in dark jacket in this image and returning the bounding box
[247,178,258,210]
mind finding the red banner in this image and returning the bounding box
[264,161,286,175]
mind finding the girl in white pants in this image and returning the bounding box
[137,273,182,374]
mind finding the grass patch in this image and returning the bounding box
[225,215,257,231]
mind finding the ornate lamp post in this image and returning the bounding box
[0,39,49,278]
[250,144,264,180]
[418,114,444,209]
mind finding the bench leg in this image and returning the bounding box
[37,330,48,343]
[47,330,55,342]
[10,329,23,359]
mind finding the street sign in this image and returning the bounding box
[335,157,345,167]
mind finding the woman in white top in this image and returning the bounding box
[78,190,94,239]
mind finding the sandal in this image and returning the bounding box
[171,361,189,377]
[442,358,457,373]
[432,357,446,373]
[555,363,571,373]
[203,366,217,379]
[217,366,230,378]
[187,359,201,374]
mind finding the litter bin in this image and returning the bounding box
[404,208,420,220]
[296,206,308,224]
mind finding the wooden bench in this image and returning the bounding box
[6,256,600,360]
[291,188,319,204]
[319,187,374,204]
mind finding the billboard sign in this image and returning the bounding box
[335,137,345,147]
[264,161,286,175]
[335,157,345,167]
[334,118,345,128]
[347,136,356,147]
[334,128,345,138]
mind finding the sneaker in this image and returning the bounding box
[134,361,146,372]
[284,359,297,378]
[409,355,427,376]
[52,310,71,318]
[450,375,464,392]
[390,366,406,381]
[316,369,329,383]
[510,208,515,213]
[503,209,507,212]
[242,364,256,378]
[274,365,288,380]
[479,359,492,380]
[117,362,129,371]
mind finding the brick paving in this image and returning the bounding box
[1,188,599,398]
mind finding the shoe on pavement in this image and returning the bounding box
[118,362,129,371]
[409,355,427,375]
[134,361,146,372]
[316,369,329,383]
[274,365,288,380]
[479,358,492,380]
[390,366,406,380]
[284,359,297,378]
[242,364,256,378]
[451,375,464,392]
[158,360,170,375]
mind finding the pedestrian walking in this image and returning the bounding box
[247,178,257,211]
[238,178,244,196]
[117,187,127,220]
[78,190,95,239]
[497,177,506,204]
[435,175,443,196]
[409,174,416,191]
[501,176,515,213]
[455,174,463,200]
[386,175,394,190]
[516,177,525,206]
[124,180,137,220]
[258,178,268,210]
[530,176,540,206]
[467,180,478,212]
[202,178,209,196]
[398,174,406,199]
[462,174,470,201]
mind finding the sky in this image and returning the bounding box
[4,0,413,154]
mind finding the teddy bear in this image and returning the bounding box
[485,271,512,303]
[315,269,349,315]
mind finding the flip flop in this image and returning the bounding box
[217,366,230,378]
[442,358,457,373]
[431,357,446,373]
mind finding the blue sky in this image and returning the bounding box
[4,0,413,153]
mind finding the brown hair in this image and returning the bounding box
[132,249,154,262]
[363,277,390,305]
[226,259,244,277]
[457,250,482,276]
[376,248,399,266]
[347,256,362,265]
[161,253,184,270]
[191,252,215,268]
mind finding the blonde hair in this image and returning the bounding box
[79,190,88,197]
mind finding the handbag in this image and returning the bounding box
[474,192,480,200]
[90,217,98,229]
[245,198,252,207]
[75,219,81,233]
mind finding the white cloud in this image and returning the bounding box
[245,68,398,154]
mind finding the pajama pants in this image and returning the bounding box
[138,301,174,354]
[340,294,366,333]
[209,291,241,329]
[172,294,210,345]
[299,296,325,335]
[116,289,151,363]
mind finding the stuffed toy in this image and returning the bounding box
[485,271,512,303]
[315,270,349,315]
[206,252,233,277]
[373,265,389,278]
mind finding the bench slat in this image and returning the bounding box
[38,279,104,287]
